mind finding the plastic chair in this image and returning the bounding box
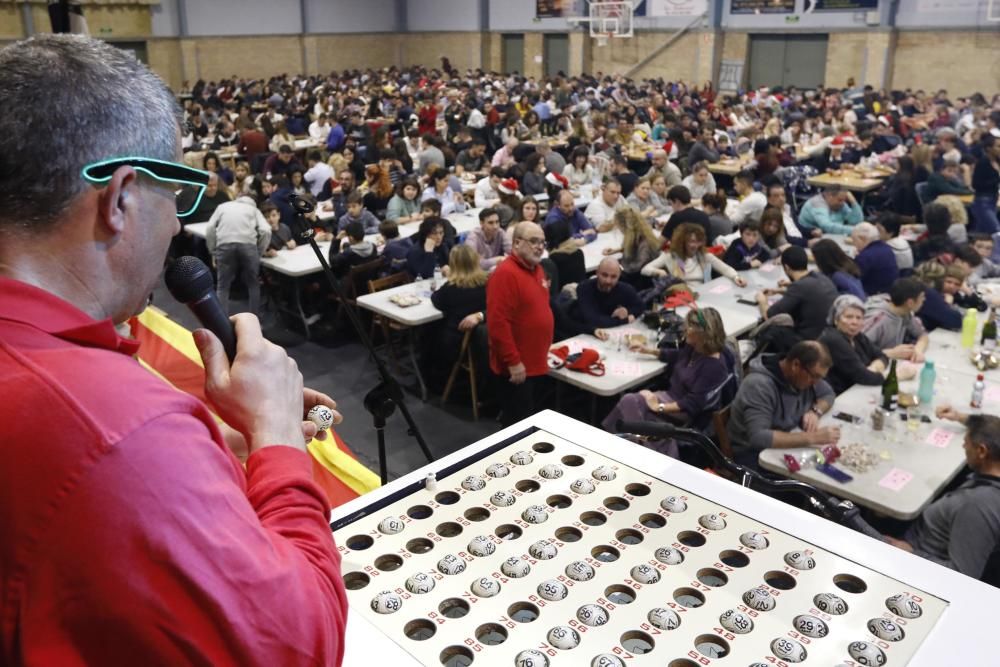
[915,182,931,206]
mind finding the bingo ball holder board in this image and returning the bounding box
[330,411,1000,666]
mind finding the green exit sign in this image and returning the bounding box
[785,15,801,23]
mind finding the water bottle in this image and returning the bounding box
[432,266,442,291]
[961,308,978,349]
[971,373,985,409]
[917,360,935,406]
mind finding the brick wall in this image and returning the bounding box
[891,30,1000,97]
[0,3,23,39]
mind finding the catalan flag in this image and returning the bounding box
[128,306,380,509]
[48,0,89,35]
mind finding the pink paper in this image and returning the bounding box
[607,361,643,377]
[879,468,913,492]
[760,263,776,273]
[709,283,732,295]
[985,386,1000,403]
[925,428,954,449]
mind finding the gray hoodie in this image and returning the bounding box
[205,196,270,255]
[728,354,834,454]
[862,293,925,351]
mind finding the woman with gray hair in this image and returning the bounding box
[818,294,916,394]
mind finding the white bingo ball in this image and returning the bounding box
[547,625,581,650]
[510,450,534,465]
[370,590,403,614]
[529,540,558,560]
[591,655,625,667]
[885,593,922,618]
[719,608,754,634]
[405,572,435,594]
[698,513,726,530]
[515,649,549,667]
[647,607,681,630]
[498,556,529,578]
[784,550,816,570]
[537,579,569,601]
[565,560,595,581]
[592,465,616,481]
[570,478,596,494]
[814,592,849,615]
[378,516,405,535]
[468,535,496,557]
[576,604,609,626]
[486,462,510,478]
[630,564,660,584]
[740,531,769,550]
[521,504,549,524]
[848,640,887,666]
[307,405,335,430]
[792,614,828,638]
[771,637,807,663]
[461,475,486,491]
[660,496,687,513]
[538,463,563,479]
[490,490,516,507]
[867,617,905,642]
[437,553,466,575]
[471,576,501,597]
[742,587,777,612]
[748,664,769,667]
[654,547,684,565]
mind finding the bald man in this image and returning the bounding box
[647,149,682,186]
[575,258,643,330]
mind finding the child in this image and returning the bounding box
[968,233,1000,286]
[722,220,770,271]
[262,202,295,257]
[875,213,914,273]
[419,197,458,250]
[702,192,733,242]
[328,220,378,277]
[337,190,380,238]
[380,220,413,274]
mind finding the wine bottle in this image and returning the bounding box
[881,359,899,412]
[982,308,997,352]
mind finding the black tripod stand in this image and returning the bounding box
[288,195,434,483]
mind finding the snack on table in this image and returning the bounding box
[840,443,880,474]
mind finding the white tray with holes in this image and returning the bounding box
[330,410,1000,667]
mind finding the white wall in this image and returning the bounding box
[184,0,302,36]
[151,0,180,37]
[406,0,482,31]
[306,0,400,33]
[894,0,997,29]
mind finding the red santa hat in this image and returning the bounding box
[545,172,569,189]
[498,178,521,195]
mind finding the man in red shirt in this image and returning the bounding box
[0,35,348,665]
[486,221,555,425]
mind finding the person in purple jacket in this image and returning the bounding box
[851,222,899,296]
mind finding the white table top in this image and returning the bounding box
[548,323,665,397]
[356,278,444,327]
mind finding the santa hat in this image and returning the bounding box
[545,172,569,189]
[498,178,520,195]
[661,140,674,154]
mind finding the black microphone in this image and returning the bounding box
[164,256,237,362]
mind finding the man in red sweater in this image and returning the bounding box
[0,35,348,665]
[487,221,555,425]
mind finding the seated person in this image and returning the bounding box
[626,176,670,223]
[722,221,770,271]
[386,177,424,224]
[681,161,718,202]
[969,233,1000,287]
[765,182,804,242]
[642,223,747,287]
[584,179,626,233]
[912,261,979,332]
[876,213,915,273]
[759,207,791,255]
[925,157,973,201]
[521,153,547,197]
[337,190,380,237]
[406,217,450,279]
[602,308,733,458]
[427,245,489,384]
[465,207,511,271]
[728,340,841,468]
[912,202,959,264]
[380,220,413,273]
[851,222,899,295]
[575,258,643,330]
[728,170,767,227]
[422,167,467,216]
[611,154,639,199]
[819,295,915,395]
[862,277,929,362]
[474,167,505,208]
[419,198,458,249]
[602,208,662,285]
[754,246,839,340]
[544,218,587,291]
[812,238,866,300]
[179,172,231,223]
[881,409,1000,582]
[455,138,489,178]
[544,189,596,244]
[262,202,295,257]
[328,221,377,277]
[702,192,733,242]
[661,185,711,243]
[798,185,863,237]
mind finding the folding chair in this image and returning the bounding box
[441,325,482,420]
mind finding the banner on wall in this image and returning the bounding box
[536,0,569,18]
[645,0,709,16]
[808,0,878,10]
[730,0,795,14]
[718,59,745,94]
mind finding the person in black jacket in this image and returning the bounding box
[723,220,771,271]
[970,134,1000,234]
[912,202,958,265]
[880,155,922,222]
[426,245,489,390]
[406,217,450,279]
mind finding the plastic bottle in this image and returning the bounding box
[917,361,936,406]
[961,308,978,349]
[431,267,442,291]
[971,374,985,409]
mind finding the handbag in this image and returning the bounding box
[548,345,606,376]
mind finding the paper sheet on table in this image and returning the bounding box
[925,428,954,448]
[878,468,914,492]
[607,360,643,377]
[759,263,776,273]
[708,283,732,295]
[985,385,1000,403]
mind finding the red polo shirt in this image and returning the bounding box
[0,277,347,665]
[486,254,554,377]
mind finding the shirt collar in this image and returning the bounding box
[0,276,140,355]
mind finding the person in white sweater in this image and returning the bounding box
[205,196,272,316]
[563,146,597,187]
[584,179,627,232]
[642,222,747,287]
[729,170,767,226]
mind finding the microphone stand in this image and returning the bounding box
[288,195,435,484]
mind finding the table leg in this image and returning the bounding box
[407,329,428,402]
[290,276,311,339]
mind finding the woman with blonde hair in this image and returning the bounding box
[911,144,934,183]
[641,223,747,287]
[268,120,295,153]
[934,194,970,244]
[604,208,662,283]
[427,244,489,387]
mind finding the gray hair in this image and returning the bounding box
[0,34,181,231]
[827,294,865,325]
[852,221,878,243]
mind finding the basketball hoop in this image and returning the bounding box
[566,1,633,44]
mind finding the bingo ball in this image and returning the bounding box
[784,551,816,570]
[699,513,726,530]
[538,464,563,479]
[630,564,660,584]
[647,607,680,630]
[378,516,405,535]
[521,504,549,524]
[740,531,769,550]
[537,579,569,601]
[405,572,435,594]
[660,496,687,513]
[461,475,486,491]
[591,465,616,481]
[565,560,595,581]
[742,587,776,612]
[576,604,609,626]
[867,617,904,642]
[570,478,596,494]
[848,640,887,665]
[591,655,625,667]
[771,637,807,663]
[719,609,754,634]
[792,614,828,638]
[307,405,335,430]
[654,547,684,565]
[471,576,501,597]
[437,554,466,575]
[885,593,922,618]
[502,556,531,578]
[370,590,403,614]
[490,490,516,507]
[529,540,558,560]
[510,450,534,465]
[547,625,580,650]
[468,535,496,557]
[515,649,549,667]
[814,592,849,615]
[486,462,510,478]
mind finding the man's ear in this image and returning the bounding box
[97,166,139,236]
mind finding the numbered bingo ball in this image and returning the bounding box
[630,563,660,584]
[486,462,510,478]
[471,576,501,597]
[547,625,580,650]
[461,475,486,491]
[771,637,807,663]
[591,465,616,481]
[377,516,405,535]
[698,513,726,530]
[510,450,534,465]
[719,608,754,634]
[654,547,684,565]
[742,587,776,611]
[647,607,680,630]
[538,463,563,479]
[468,535,496,557]
[529,540,558,560]
[570,478,596,494]
[660,496,687,513]
[514,649,549,667]
[784,550,816,570]
[848,640,887,665]
[591,655,625,667]
[537,579,569,601]
[885,593,922,618]
[521,504,548,524]
[502,556,531,578]
[437,554,466,575]
[740,531,769,550]
[792,614,828,638]
[814,592,849,615]
[405,572,435,594]
[565,560,595,581]
[867,617,904,642]
[307,405,335,430]
[490,490,516,507]
[576,604,609,626]
[370,590,403,614]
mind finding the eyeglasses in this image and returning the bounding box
[518,237,546,248]
[803,365,827,382]
[81,157,212,218]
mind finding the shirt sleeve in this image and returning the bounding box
[767,281,803,319]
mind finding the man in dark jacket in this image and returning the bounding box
[755,246,839,340]
[574,258,644,330]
